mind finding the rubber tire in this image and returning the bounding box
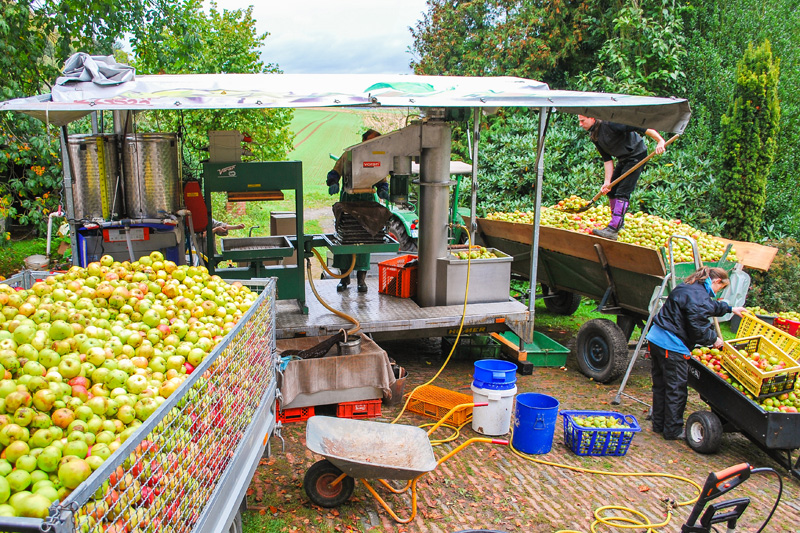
[541,284,582,315]
[387,216,418,253]
[686,411,723,454]
[228,511,243,533]
[576,318,629,383]
[303,459,355,508]
[616,315,640,341]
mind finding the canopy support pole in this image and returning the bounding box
[524,107,551,340]
[469,108,481,237]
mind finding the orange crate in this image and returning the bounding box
[720,335,800,399]
[378,254,418,298]
[774,317,800,337]
[405,385,473,425]
[276,400,315,423]
[337,399,382,419]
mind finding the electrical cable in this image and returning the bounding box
[750,467,781,533]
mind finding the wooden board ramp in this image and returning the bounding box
[476,218,667,278]
[714,237,778,271]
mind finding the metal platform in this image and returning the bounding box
[276,277,530,341]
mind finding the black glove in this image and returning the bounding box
[328,183,339,195]
[326,170,340,187]
[377,186,389,201]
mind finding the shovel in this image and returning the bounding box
[566,134,680,213]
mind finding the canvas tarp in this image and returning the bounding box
[1,73,691,132]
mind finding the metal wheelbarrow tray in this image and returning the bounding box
[306,416,438,480]
[303,409,508,524]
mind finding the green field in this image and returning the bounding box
[214,107,408,235]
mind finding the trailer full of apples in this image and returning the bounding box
[691,346,800,413]
[0,252,257,519]
[486,196,737,263]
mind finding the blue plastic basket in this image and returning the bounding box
[560,410,641,457]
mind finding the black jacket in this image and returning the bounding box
[590,121,647,162]
[653,282,732,352]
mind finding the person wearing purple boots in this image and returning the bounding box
[578,115,667,240]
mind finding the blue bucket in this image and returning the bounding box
[473,359,517,390]
[512,393,560,454]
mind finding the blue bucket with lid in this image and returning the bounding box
[472,359,517,390]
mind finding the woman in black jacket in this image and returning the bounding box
[645,267,745,440]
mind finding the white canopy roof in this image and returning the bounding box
[1,73,690,132]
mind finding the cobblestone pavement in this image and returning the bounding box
[247,333,800,533]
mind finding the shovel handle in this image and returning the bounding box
[589,134,681,203]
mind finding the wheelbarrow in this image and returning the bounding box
[303,403,508,523]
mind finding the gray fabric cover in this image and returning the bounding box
[56,53,135,86]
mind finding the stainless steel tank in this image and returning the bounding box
[121,133,181,218]
[67,134,123,220]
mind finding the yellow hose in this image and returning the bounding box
[312,249,356,279]
[508,439,702,533]
[392,224,474,425]
[306,257,361,336]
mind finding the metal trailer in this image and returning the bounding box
[0,275,279,533]
[475,218,736,382]
[686,358,800,479]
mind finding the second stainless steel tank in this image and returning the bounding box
[121,133,181,218]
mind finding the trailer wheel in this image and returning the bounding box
[686,411,723,454]
[541,284,582,315]
[576,318,629,383]
[387,216,418,253]
[304,459,354,508]
[228,511,243,533]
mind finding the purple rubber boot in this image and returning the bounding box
[592,198,629,240]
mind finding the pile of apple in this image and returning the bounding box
[691,346,799,413]
[0,252,257,520]
[570,414,632,430]
[485,196,737,263]
[450,246,498,260]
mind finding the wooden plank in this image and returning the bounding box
[476,218,666,277]
[491,332,527,362]
[715,238,778,271]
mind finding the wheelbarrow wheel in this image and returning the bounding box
[686,411,723,454]
[576,318,628,383]
[304,459,354,508]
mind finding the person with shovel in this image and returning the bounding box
[578,115,667,240]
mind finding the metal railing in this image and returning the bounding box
[0,274,278,533]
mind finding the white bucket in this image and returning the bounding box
[24,255,49,271]
[471,383,517,436]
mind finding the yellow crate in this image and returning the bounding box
[405,384,473,425]
[736,311,800,360]
[721,335,800,399]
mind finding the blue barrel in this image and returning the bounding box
[512,393,560,454]
[473,359,517,390]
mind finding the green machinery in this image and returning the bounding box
[202,161,307,311]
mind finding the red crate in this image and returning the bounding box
[774,317,800,337]
[378,255,418,298]
[336,399,382,419]
[276,400,314,423]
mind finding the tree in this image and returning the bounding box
[718,40,780,242]
[0,0,146,235]
[123,0,293,175]
[410,0,609,86]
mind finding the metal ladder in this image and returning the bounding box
[612,235,702,405]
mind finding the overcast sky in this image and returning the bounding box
[211,0,430,74]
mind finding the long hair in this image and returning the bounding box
[684,266,730,288]
[590,119,603,142]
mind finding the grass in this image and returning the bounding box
[0,238,49,278]
[213,107,409,235]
